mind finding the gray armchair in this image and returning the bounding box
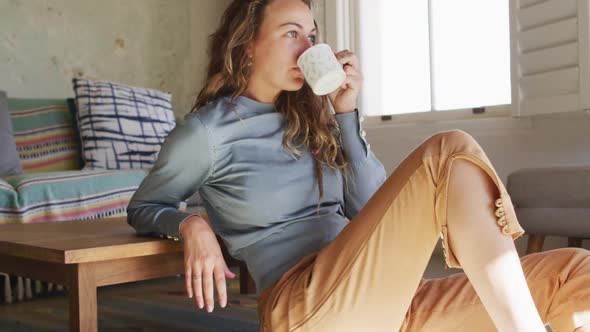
[507,165,590,254]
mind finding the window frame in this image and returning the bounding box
[324,0,515,128]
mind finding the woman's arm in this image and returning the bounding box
[334,110,387,220]
[127,113,214,241]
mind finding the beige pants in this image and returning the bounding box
[257,130,590,332]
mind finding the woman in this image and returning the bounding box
[127,0,590,331]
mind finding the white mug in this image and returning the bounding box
[297,43,347,96]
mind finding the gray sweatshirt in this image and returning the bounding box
[127,95,387,294]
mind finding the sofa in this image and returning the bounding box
[506,165,590,254]
[0,78,216,301]
[0,94,153,303]
[0,97,150,223]
[0,79,255,303]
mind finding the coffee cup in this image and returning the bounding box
[296,43,347,96]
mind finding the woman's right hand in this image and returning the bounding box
[180,216,236,312]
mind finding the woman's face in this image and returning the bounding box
[247,0,317,100]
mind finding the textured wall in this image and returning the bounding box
[0,0,324,117]
[0,0,229,118]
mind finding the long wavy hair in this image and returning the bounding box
[191,0,351,214]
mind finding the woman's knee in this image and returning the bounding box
[548,247,590,261]
[422,129,481,155]
[431,129,472,140]
[529,247,590,278]
[433,129,478,146]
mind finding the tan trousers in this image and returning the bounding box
[257,130,590,332]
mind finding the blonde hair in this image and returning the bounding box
[191,0,350,213]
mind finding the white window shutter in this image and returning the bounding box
[511,0,590,117]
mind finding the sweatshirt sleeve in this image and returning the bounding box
[334,109,387,220]
[126,113,214,242]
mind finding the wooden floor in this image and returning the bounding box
[0,253,460,331]
[0,267,259,332]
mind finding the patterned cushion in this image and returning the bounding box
[0,179,17,217]
[0,91,22,177]
[67,98,85,168]
[0,169,147,224]
[72,78,176,170]
[8,98,81,173]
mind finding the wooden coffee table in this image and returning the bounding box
[0,217,252,332]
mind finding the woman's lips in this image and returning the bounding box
[293,67,304,78]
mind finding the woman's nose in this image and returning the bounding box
[297,40,315,59]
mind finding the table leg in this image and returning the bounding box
[526,234,545,254]
[568,237,584,248]
[67,263,97,332]
[239,264,256,294]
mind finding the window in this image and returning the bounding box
[354,0,512,119]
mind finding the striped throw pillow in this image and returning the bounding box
[72,78,176,170]
[8,99,81,173]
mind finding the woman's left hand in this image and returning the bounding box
[328,49,363,114]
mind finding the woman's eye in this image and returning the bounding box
[286,31,315,44]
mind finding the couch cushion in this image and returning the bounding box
[507,165,590,237]
[0,179,17,217]
[67,98,85,168]
[8,98,81,173]
[510,208,590,237]
[72,78,175,170]
[0,91,23,177]
[0,169,147,224]
[507,165,590,208]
